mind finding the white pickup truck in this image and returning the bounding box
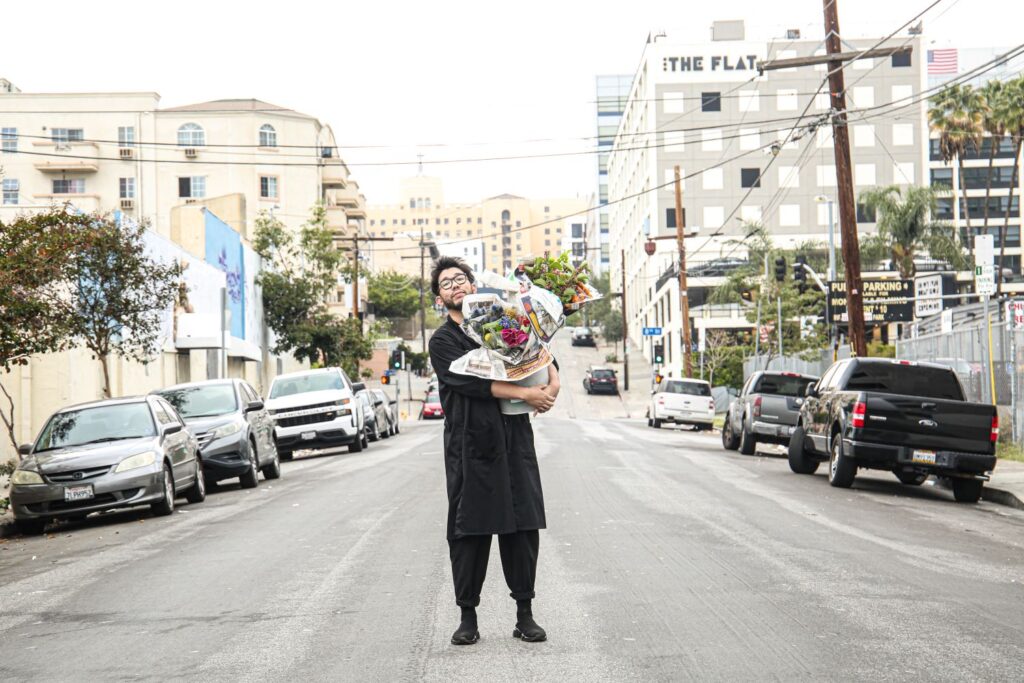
[648,378,715,430]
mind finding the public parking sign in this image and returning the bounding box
[827,279,913,324]
[642,327,662,336]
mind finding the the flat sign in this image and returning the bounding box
[827,279,913,324]
[975,234,996,296]
[642,327,662,336]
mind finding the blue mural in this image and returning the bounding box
[204,211,246,339]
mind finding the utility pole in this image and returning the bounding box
[419,223,426,353]
[621,248,629,392]
[674,166,693,378]
[823,0,867,357]
[333,232,393,372]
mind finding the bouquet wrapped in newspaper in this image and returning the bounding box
[515,252,602,316]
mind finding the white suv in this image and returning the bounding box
[266,368,366,459]
[648,378,715,430]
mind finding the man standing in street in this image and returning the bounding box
[427,256,560,646]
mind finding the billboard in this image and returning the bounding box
[827,279,913,324]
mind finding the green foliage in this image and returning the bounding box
[866,341,896,358]
[67,215,182,398]
[585,271,623,342]
[368,270,421,320]
[397,342,430,373]
[522,252,590,306]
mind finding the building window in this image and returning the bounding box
[2,127,17,153]
[665,207,686,228]
[501,210,511,223]
[516,221,521,227]
[701,92,721,112]
[545,239,551,246]
[571,223,584,238]
[51,128,84,144]
[260,176,278,199]
[2,178,18,205]
[178,176,206,198]
[544,227,550,235]
[53,178,85,194]
[891,50,912,68]
[177,123,205,147]
[119,177,136,199]
[740,168,762,188]
[259,124,277,147]
[118,126,135,147]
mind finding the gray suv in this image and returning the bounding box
[722,371,818,455]
[9,396,206,535]
[155,379,281,488]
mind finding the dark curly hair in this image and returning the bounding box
[430,256,475,296]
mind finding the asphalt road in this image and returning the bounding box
[2,343,1023,681]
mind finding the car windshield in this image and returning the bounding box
[754,375,815,397]
[270,372,343,398]
[593,369,615,378]
[661,381,711,396]
[35,403,156,451]
[844,363,964,401]
[427,392,440,403]
[159,384,237,418]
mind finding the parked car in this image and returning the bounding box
[722,371,818,455]
[571,327,597,347]
[583,366,618,394]
[648,378,715,430]
[372,389,399,436]
[9,396,206,535]
[421,391,444,420]
[788,358,998,502]
[155,379,281,488]
[357,389,391,442]
[265,368,367,459]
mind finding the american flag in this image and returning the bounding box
[928,48,958,75]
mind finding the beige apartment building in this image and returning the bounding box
[365,175,588,278]
[0,83,367,459]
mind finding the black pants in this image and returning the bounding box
[448,530,539,608]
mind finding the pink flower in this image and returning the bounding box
[501,327,529,347]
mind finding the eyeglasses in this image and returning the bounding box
[438,273,469,291]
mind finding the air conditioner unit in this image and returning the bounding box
[119,147,135,160]
[120,198,134,210]
[184,148,198,159]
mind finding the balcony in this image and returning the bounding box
[34,160,100,173]
[320,154,350,188]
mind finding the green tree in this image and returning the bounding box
[995,76,1024,289]
[859,185,962,278]
[979,80,1008,234]
[0,209,95,448]
[367,270,421,332]
[929,84,987,247]
[67,215,182,398]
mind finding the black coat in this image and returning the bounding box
[428,317,547,540]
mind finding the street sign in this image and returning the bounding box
[642,327,662,336]
[1008,301,1024,329]
[914,273,956,319]
[827,279,913,324]
[975,234,996,296]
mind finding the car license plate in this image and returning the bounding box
[301,431,316,441]
[912,449,937,465]
[64,484,94,502]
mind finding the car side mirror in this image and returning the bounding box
[389,399,397,405]
[18,443,32,456]
[805,384,818,398]
[650,389,657,396]
[163,423,183,435]
[245,399,264,413]
[351,382,366,393]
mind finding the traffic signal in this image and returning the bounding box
[654,373,664,384]
[653,343,664,364]
[741,288,754,302]
[774,256,787,282]
[793,255,808,293]
[381,374,391,385]
[390,349,402,370]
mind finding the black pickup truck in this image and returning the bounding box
[787,358,998,503]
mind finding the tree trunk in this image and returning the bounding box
[100,354,112,399]
[982,135,998,232]
[958,156,972,251]
[0,378,18,454]
[998,137,1023,294]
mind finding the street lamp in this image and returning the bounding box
[814,195,837,282]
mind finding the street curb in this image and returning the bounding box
[0,515,17,539]
[981,485,1024,511]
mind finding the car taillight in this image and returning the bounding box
[709,399,715,411]
[851,401,866,429]
[753,395,762,418]
[991,415,999,443]
[657,397,665,404]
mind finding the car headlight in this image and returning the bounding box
[11,469,44,485]
[210,421,242,439]
[114,450,157,473]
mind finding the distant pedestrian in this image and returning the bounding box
[427,256,560,645]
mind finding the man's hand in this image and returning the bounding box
[522,386,555,412]
[544,364,561,401]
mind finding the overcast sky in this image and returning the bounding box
[3,0,1021,205]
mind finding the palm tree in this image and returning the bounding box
[859,185,951,278]
[997,76,1024,290]
[979,80,1007,233]
[929,84,987,248]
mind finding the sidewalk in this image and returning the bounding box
[985,458,1024,510]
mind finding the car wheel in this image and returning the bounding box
[952,478,983,503]
[652,418,662,429]
[369,421,380,442]
[394,421,400,435]
[185,457,207,503]
[349,434,364,453]
[261,445,282,479]
[738,423,757,455]
[787,426,819,474]
[151,464,175,516]
[278,450,294,462]
[239,439,259,489]
[828,433,857,488]
[721,415,740,450]
[895,471,927,486]
[15,518,47,536]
